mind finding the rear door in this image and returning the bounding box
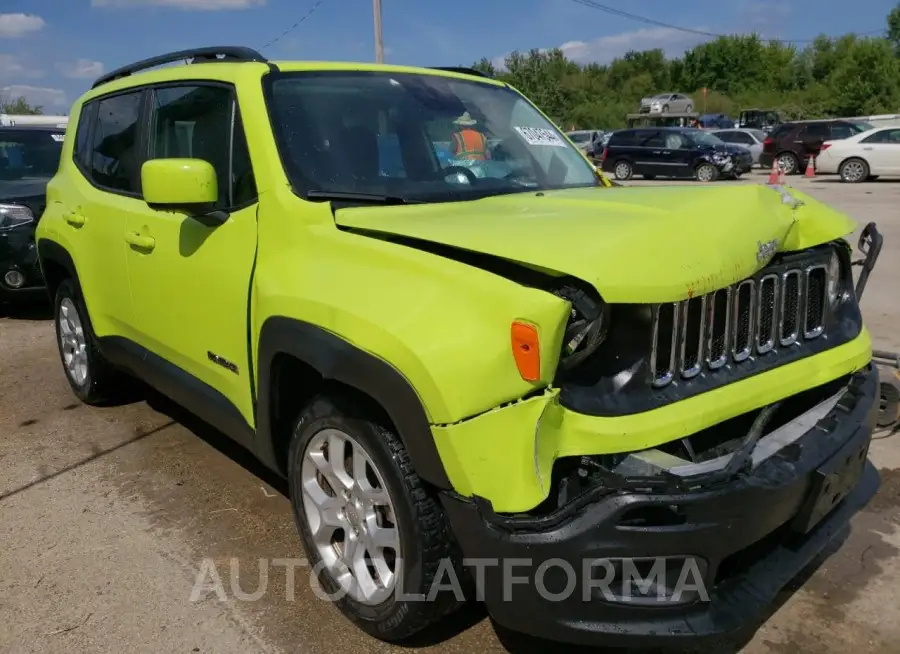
[634,130,666,176]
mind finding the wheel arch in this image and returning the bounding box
[255,316,452,490]
[36,239,79,300]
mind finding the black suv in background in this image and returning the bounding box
[0,125,65,302]
[600,127,753,182]
[760,119,872,175]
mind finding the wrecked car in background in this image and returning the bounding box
[601,126,753,180]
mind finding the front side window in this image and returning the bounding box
[862,128,900,144]
[0,129,64,187]
[690,131,724,147]
[265,71,597,203]
[149,85,256,208]
[89,91,143,193]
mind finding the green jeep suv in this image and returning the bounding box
[35,46,882,647]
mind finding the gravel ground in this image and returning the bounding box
[1,170,899,654]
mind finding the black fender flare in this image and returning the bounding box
[36,239,79,298]
[255,316,452,489]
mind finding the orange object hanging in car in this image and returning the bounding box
[510,321,540,382]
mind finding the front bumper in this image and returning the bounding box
[441,364,879,646]
[0,223,45,300]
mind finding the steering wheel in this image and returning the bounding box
[443,165,479,185]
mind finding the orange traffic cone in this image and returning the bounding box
[767,159,780,184]
[804,155,816,178]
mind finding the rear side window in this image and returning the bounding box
[73,102,97,170]
[802,123,829,140]
[90,91,143,194]
[829,123,857,140]
[609,131,636,146]
[769,124,794,140]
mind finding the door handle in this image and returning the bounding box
[125,231,155,251]
[63,212,85,227]
[652,150,662,154]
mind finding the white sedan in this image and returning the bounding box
[816,126,900,182]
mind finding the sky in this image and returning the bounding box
[0,0,897,114]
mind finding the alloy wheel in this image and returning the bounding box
[614,162,632,180]
[841,160,866,183]
[697,164,716,182]
[301,428,401,605]
[777,153,797,175]
[58,297,89,387]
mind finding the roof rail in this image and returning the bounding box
[92,46,268,89]
[429,66,492,79]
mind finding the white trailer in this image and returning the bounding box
[0,114,68,128]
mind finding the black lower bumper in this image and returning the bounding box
[0,224,45,300]
[441,365,880,647]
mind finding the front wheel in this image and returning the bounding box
[695,162,719,182]
[839,158,869,183]
[662,105,670,113]
[288,394,464,642]
[613,160,633,180]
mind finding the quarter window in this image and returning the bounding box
[148,85,256,208]
[89,91,143,194]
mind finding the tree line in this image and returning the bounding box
[471,3,900,129]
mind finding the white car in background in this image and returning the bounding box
[816,126,900,182]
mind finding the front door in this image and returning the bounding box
[859,128,900,175]
[124,83,259,426]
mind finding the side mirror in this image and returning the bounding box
[141,158,227,224]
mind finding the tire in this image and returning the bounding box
[613,160,633,180]
[839,158,869,183]
[287,394,464,642]
[662,105,670,113]
[776,152,799,175]
[685,104,693,113]
[53,278,125,405]
[695,162,719,182]
[643,174,656,180]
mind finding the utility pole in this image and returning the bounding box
[373,0,384,63]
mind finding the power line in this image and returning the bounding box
[260,0,329,51]
[568,0,885,44]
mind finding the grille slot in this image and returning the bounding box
[757,275,778,354]
[650,256,834,387]
[805,265,827,338]
[780,270,801,346]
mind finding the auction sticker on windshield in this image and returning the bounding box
[515,126,567,147]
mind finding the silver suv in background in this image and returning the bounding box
[710,127,767,166]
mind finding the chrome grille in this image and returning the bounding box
[651,263,829,388]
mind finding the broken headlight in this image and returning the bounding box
[553,285,609,370]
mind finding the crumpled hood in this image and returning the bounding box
[334,184,857,303]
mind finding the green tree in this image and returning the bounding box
[0,96,43,115]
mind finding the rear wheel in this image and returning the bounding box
[776,152,799,175]
[613,160,633,180]
[839,158,869,183]
[695,162,718,182]
[53,278,125,405]
[685,104,693,113]
[288,394,464,642]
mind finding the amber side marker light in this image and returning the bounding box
[511,321,541,381]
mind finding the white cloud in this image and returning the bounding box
[92,0,265,9]
[492,27,710,70]
[1,84,67,109]
[0,54,44,81]
[0,13,46,38]
[57,58,105,79]
[558,27,710,64]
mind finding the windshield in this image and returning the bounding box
[851,121,874,132]
[265,71,598,203]
[568,132,591,143]
[0,129,63,187]
[690,131,724,146]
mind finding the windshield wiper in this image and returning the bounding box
[306,190,418,205]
